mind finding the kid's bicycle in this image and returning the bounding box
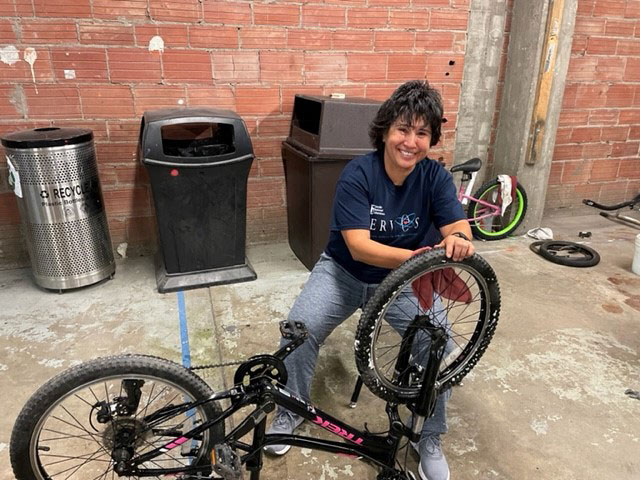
[10,250,500,480]
[451,157,528,240]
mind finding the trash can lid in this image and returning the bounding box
[0,127,93,149]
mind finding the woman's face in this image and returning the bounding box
[382,117,431,174]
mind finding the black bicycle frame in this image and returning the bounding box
[125,321,448,479]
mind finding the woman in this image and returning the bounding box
[265,80,474,480]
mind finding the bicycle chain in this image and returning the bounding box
[188,360,244,371]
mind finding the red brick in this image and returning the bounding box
[567,57,598,81]
[630,125,640,139]
[347,8,389,28]
[559,109,589,126]
[189,26,239,49]
[0,86,29,119]
[108,48,162,83]
[619,158,640,178]
[259,52,303,83]
[51,48,108,82]
[33,0,90,18]
[427,54,464,82]
[203,1,251,25]
[369,0,410,5]
[606,84,634,107]
[0,0,33,16]
[258,158,285,177]
[586,36,617,55]
[247,178,285,208]
[374,31,415,51]
[388,54,427,81]
[0,20,16,43]
[553,144,584,161]
[620,109,640,124]
[212,52,259,83]
[593,0,626,17]
[107,120,139,142]
[114,164,146,186]
[103,187,150,216]
[21,21,78,43]
[575,84,607,108]
[548,161,563,185]
[287,29,332,50]
[79,24,134,45]
[570,127,601,143]
[236,87,280,116]
[55,120,108,141]
[332,31,374,51]
[617,39,640,55]
[126,215,156,243]
[133,86,187,116]
[187,86,235,110]
[254,4,300,26]
[594,57,625,82]
[624,57,640,81]
[80,85,134,119]
[93,0,148,19]
[347,53,387,82]
[25,85,81,119]
[577,0,595,16]
[304,53,347,83]
[95,142,137,164]
[323,85,366,98]
[605,19,636,36]
[601,126,630,142]
[431,9,468,30]
[253,138,282,158]
[282,86,322,113]
[135,25,189,48]
[626,0,640,18]
[413,0,450,5]
[571,36,588,55]
[611,142,639,157]
[555,127,572,144]
[598,181,630,204]
[149,0,201,22]
[582,143,612,159]
[0,48,53,82]
[365,84,397,101]
[257,116,290,137]
[573,17,606,36]
[389,9,430,29]
[0,193,20,225]
[561,160,592,184]
[590,159,620,181]
[416,31,455,51]
[240,27,287,49]
[588,108,619,125]
[302,5,346,27]
[162,50,212,84]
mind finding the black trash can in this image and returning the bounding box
[139,108,256,293]
[283,94,381,270]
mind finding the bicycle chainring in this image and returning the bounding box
[233,354,288,387]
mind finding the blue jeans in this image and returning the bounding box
[280,253,450,437]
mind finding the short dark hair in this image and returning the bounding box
[368,80,444,151]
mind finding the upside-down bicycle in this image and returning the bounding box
[452,157,528,240]
[10,250,501,480]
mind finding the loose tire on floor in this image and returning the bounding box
[355,250,500,403]
[10,354,223,480]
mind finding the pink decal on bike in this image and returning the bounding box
[165,437,189,449]
[312,415,364,445]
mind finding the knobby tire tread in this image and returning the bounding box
[354,250,500,404]
[538,240,600,267]
[10,354,222,480]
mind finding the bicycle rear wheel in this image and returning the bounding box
[468,179,528,240]
[10,354,223,480]
[355,250,500,403]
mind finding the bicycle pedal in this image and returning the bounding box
[212,444,243,480]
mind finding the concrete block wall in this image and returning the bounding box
[546,0,640,211]
[0,0,468,268]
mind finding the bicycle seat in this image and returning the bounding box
[450,157,482,173]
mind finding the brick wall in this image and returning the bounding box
[0,0,469,267]
[547,0,640,212]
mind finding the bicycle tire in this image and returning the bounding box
[10,354,223,480]
[529,240,544,255]
[538,240,600,267]
[467,179,528,240]
[354,249,500,403]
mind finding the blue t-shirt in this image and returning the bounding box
[326,151,465,283]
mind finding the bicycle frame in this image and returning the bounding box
[455,170,502,223]
[119,321,449,480]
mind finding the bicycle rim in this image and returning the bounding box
[28,374,212,479]
[472,186,525,237]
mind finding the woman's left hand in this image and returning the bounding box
[436,234,475,261]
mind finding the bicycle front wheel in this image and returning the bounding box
[468,179,528,240]
[10,354,223,480]
[355,250,500,403]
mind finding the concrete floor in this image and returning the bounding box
[1,213,639,480]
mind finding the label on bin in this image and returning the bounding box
[6,156,22,198]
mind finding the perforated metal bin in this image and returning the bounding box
[1,127,115,291]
